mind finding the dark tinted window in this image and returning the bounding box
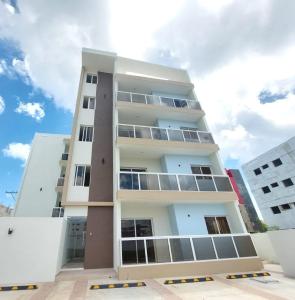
[84,166,91,186]
[254,168,262,175]
[281,203,291,210]
[282,178,294,187]
[262,164,269,169]
[273,158,282,167]
[271,206,281,214]
[86,74,92,83]
[262,186,271,194]
[271,182,279,188]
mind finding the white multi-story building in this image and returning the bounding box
[242,137,295,230]
[5,48,262,283]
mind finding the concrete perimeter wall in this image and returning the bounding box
[0,217,66,284]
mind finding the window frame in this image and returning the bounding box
[254,168,262,176]
[271,206,281,214]
[262,186,271,194]
[282,178,294,187]
[204,215,231,234]
[191,165,212,175]
[270,182,279,188]
[78,125,94,142]
[86,73,98,84]
[121,218,154,237]
[262,164,269,169]
[281,203,291,210]
[272,158,282,167]
[74,165,91,187]
[82,96,96,109]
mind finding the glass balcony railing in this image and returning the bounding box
[119,172,233,192]
[117,91,201,110]
[121,234,257,266]
[57,177,65,187]
[118,124,214,144]
[52,207,64,218]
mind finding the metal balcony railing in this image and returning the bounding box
[119,172,233,192]
[120,233,257,266]
[57,177,65,187]
[117,91,201,110]
[118,124,214,144]
[52,207,64,218]
[61,153,69,161]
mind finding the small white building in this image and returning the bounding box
[242,136,295,229]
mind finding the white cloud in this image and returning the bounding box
[2,143,31,162]
[15,101,45,121]
[1,0,295,166]
[0,96,5,114]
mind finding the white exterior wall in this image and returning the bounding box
[0,218,66,284]
[66,73,96,204]
[242,137,295,229]
[120,157,162,172]
[121,204,172,236]
[15,133,69,217]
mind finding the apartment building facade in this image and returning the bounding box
[242,137,295,230]
[226,169,260,232]
[14,48,262,280]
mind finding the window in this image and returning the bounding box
[86,74,97,84]
[191,165,212,175]
[205,216,231,234]
[271,182,279,188]
[262,186,271,194]
[281,203,291,210]
[74,165,91,186]
[121,219,153,237]
[282,178,294,187]
[272,158,282,167]
[180,126,198,131]
[79,126,93,142]
[262,164,269,169]
[271,206,281,214]
[82,96,95,109]
[254,168,262,175]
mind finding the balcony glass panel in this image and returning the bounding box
[118,125,134,138]
[183,130,199,143]
[167,129,184,141]
[233,235,257,257]
[198,132,214,144]
[117,91,131,102]
[120,173,139,190]
[178,175,198,191]
[147,239,171,263]
[135,126,152,139]
[151,128,168,140]
[174,99,188,108]
[122,240,146,264]
[132,93,146,104]
[192,237,217,260]
[159,175,178,190]
[139,174,160,190]
[214,177,232,191]
[161,97,174,107]
[145,95,161,105]
[188,101,201,110]
[196,176,216,191]
[213,236,237,259]
[170,238,194,262]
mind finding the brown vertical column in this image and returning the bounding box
[84,72,114,269]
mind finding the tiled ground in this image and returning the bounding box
[1,264,295,300]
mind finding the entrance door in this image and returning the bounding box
[66,217,87,265]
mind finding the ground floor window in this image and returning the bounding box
[205,216,231,234]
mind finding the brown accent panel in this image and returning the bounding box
[84,207,113,269]
[85,72,114,269]
[89,71,113,202]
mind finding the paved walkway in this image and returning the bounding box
[1,264,295,299]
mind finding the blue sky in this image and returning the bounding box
[1,0,295,214]
[0,40,72,207]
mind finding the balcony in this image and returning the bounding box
[55,177,65,192]
[52,207,64,217]
[117,91,205,123]
[117,124,219,157]
[118,233,262,279]
[118,172,237,203]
